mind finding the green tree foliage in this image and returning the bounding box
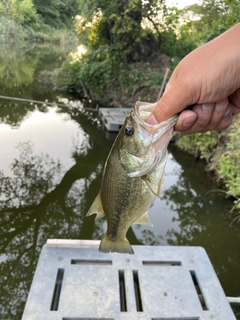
[159,6,197,59]
[161,0,240,59]
[54,0,176,103]
[213,117,240,211]
[76,0,166,63]
[181,0,240,44]
[0,0,81,29]
[0,0,37,25]
[33,0,80,28]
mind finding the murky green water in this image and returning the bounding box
[0,43,239,320]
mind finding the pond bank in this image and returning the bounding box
[0,41,239,320]
[174,115,240,217]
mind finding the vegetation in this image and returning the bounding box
[52,0,240,103]
[0,0,240,214]
[0,0,80,43]
[175,115,240,214]
[62,0,239,215]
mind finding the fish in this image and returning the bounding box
[86,101,177,254]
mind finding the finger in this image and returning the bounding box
[214,107,234,131]
[229,88,240,115]
[174,109,198,131]
[207,99,229,128]
[151,80,195,123]
[180,100,230,134]
[181,105,233,134]
[193,103,215,126]
[175,103,214,134]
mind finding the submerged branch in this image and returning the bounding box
[0,95,97,112]
[206,189,238,200]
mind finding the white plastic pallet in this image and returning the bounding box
[22,240,236,320]
[98,108,132,132]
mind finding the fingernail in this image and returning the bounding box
[224,108,231,117]
[147,114,158,125]
[215,100,228,111]
[182,116,196,127]
[202,103,214,111]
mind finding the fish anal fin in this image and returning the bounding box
[134,212,153,226]
[99,234,134,254]
[86,192,105,221]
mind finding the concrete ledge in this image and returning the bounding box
[22,240,236,320]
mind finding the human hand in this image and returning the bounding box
[148,23,240,134]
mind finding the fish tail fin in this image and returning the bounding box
[99,234,134,254]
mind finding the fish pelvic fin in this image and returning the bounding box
[142,176,164,197]
[86,192,105,221]
[99,234,134,255]
[134,212,153,227]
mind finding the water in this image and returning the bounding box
[0,43,239,320]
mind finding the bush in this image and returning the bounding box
[175,131,218,160]
[211,116,240,211]
[175,115,240,213]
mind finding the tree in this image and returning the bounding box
[76,0,167,63]
[33,0,80,28]
[0,0,37,25]
[181,0,240,43]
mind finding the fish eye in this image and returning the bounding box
[125,126,134,136]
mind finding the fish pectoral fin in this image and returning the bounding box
[134,212,153,227]
[86,192,105,221]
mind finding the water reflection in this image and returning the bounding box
[0,42,75,90]
[0,103,111,319]
[0,105,239,319]
[0,38,239,319]
[163,147,240,299]
[0,49,36,90]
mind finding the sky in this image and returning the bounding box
[167,0,200,9]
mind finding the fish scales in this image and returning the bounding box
[101,138,154,243]
[86,101,177,254]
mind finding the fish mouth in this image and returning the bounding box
[121,101,177,177]
[132,101,178,138]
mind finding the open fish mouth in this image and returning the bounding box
[133,101,178,138]
[120,101,178,177]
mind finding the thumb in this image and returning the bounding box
[147,83,194,124]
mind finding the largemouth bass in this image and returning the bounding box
[87,101,177,254]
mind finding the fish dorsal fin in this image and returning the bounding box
[86,192,105,221]
[134,212,153,226]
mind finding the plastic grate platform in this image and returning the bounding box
[98,108,132,132]
[22,240,236,320]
